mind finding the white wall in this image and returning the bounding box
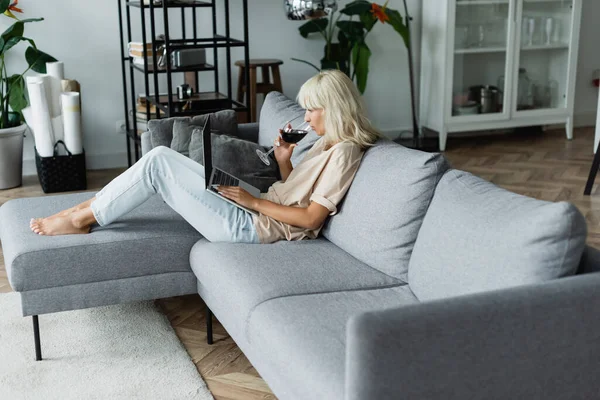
[11,0,598,174]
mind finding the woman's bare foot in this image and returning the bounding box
[30,207,96,236]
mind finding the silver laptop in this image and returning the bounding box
[202,116,260,216]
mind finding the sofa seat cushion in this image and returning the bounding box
[0,193,202,292]
[190,238,403,341]
[322,140,449,281]
[245,286,419,400]
[408,169,588,302]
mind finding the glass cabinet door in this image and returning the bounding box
[451,0,513,119]
[514,0,573,112]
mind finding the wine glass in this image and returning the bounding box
[256,117,310,166]
[525,17,536,47]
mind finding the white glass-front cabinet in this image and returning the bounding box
[419,0,582,151]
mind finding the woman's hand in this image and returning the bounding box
[274,125,297,165]
[217,186,258,210]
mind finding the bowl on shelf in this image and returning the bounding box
[454,100,480,116]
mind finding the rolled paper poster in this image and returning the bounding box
[61,92,83,154]
[61,79,82,116]
[26,75,53,115]
[51,115,65,152]
[46,62,64,118]
[61,79,80,93]
[46,61,64,80]
[25,79,55,157]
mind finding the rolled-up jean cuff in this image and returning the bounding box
[90,201,105,226]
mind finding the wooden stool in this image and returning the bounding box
[235,59,283,122]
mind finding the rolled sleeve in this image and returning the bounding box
[309,193,338,215]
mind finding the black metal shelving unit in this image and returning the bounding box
[118,0,250,166]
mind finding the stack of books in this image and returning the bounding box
[128,42,161,67]
[131,95,164,134]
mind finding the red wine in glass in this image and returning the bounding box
[256,120,310,166]
[280,129,309,143]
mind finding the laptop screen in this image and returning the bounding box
[201,115,212,190]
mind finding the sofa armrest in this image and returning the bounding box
[237,122,259,143]
[345,272,600,400]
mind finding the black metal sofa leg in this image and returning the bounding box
[206,306,213,345]
[32,315,42,361]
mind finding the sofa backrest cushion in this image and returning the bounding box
[258,91,320,167]
[148,110,237,150]
[408,169,588,302]
[321,140,449,281]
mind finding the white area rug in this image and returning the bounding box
[0,293,213,400]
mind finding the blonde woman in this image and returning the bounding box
[29,70,381,243]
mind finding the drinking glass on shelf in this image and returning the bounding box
[476,24,486,47]
[455,25,469,48]
[544,17,555,45]
[256,117,310,166]
[525,17,536,46]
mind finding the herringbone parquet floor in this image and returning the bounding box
[0,127,599,399]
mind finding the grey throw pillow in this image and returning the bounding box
[170,118,195,157]
[189,127,280,193]
[151,109,237,151]
[149,117,188,148]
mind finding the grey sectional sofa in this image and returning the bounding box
[1,92,599,400]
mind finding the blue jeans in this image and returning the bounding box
[90,146,260,243]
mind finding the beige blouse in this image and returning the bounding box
[253,137,364,243]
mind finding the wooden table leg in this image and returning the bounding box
[236,66,244,103]
[272,65,283,93]
[261,66,270,84]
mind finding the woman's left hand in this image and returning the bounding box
[217,186,258,210]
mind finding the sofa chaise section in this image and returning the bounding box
[0,192,203,360]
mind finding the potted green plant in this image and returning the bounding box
[0,0,55,189]
[292,0,409,94]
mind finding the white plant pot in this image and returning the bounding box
[0,124,26,190]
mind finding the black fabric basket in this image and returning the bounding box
[35,140,87,193]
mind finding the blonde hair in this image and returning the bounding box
[297,70,381,150]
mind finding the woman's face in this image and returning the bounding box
[305,108,325,136]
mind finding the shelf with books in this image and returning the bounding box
[146,91,235,114]
[118,0,251,166]
[131,63,216,74]
[127,0,213,9]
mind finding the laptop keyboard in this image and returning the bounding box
[213,168,240,187]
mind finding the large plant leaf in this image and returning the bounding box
[0,0,10,14]
[338,30,352,69]
[25,46,57,73]
[352,42,371,94]
[385,8,410,49]
[7,74,26,114]
[1,21,24,44]
[298,18,329,38]
[360,10,377,32]
[340,0,371,16]
[336,20,365,43]
[19,18,45,24]
[290,57,320,72]
[3,36,35,53]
